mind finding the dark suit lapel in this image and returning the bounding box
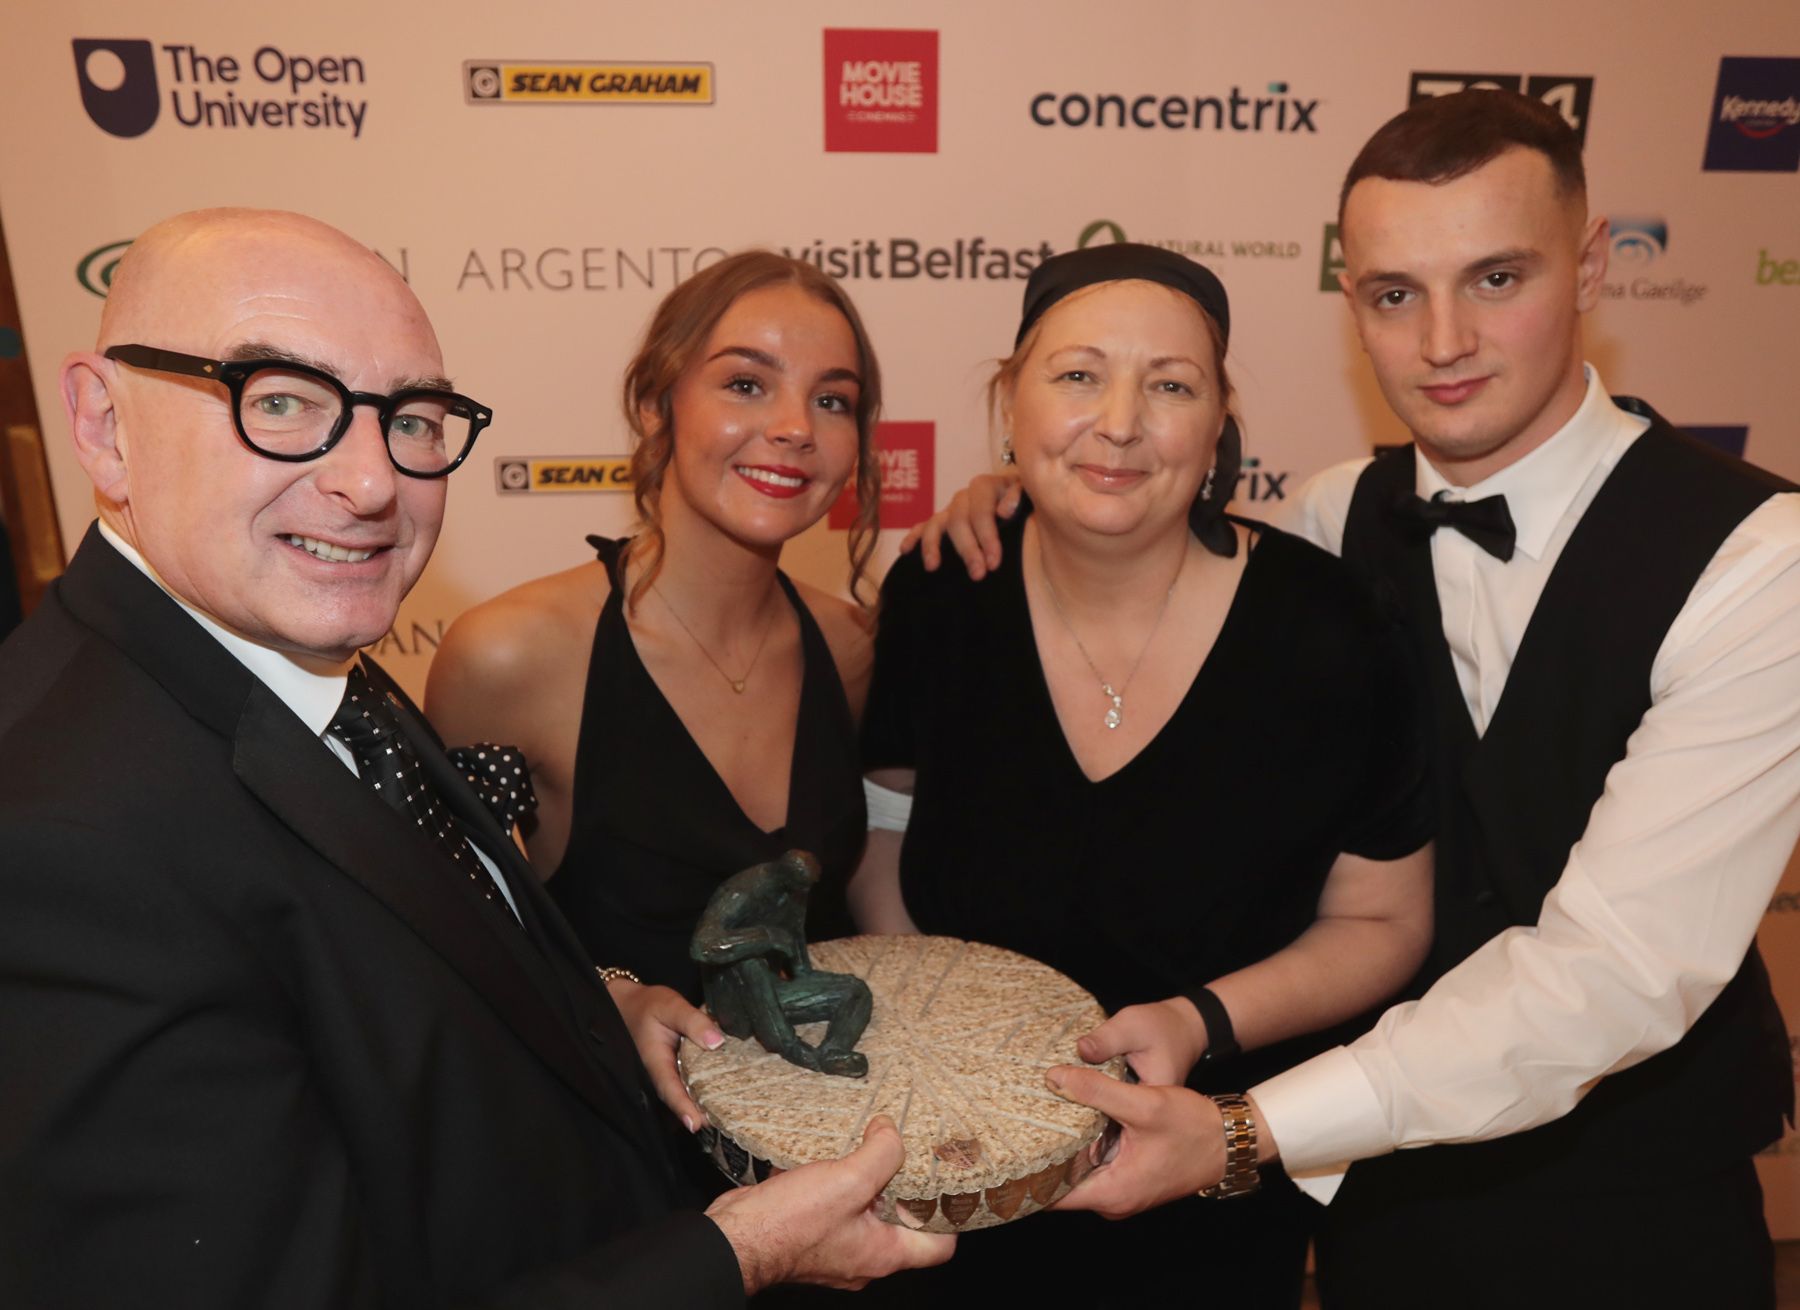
[57,529,646,1138]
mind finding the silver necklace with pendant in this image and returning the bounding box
[1036,536,1183,730]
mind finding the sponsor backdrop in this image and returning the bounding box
[3,0,1798,1233]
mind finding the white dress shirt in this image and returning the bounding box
[1255,369,1800,1193]
[95,523,524,923]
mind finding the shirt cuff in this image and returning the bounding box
[1251,1044,1395,1177]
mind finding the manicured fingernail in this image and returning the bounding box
[703,1029,724,1049]
[683,1115,696,1133]
[1045,1070,1065,1093]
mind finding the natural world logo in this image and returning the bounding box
[1077,219,1301,262]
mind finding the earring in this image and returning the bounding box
[1000,437,1016,466]
[1200,465,1216,502]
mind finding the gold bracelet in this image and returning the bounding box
[1198,1093,1261,1199]
[595,966,641,987]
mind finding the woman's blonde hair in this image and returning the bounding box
[620,250,883,610]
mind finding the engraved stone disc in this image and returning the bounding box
[679,934,1124,1233]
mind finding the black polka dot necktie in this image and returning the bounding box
[328,666,520,926]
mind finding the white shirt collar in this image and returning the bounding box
[1413,365,1640,561]
[95,520,352,737]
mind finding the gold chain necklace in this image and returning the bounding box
[652,582,780,694]
[1035,536,1183,731]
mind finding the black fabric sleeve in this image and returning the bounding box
[1340,616,1436,861]
[858,549,931,772]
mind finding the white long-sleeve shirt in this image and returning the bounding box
[1254,368,1800,1193]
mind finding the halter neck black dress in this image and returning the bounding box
[548,537,864,1002]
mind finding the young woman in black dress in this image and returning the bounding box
[851,244,1435,1307]
[428,252,881,1129]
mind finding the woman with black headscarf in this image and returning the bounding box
[849,244,1435,1306]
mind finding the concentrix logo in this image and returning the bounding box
[71,38,371,139]
[1031,81,1318,133]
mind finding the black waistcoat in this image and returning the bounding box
[1338,398,1794,1193]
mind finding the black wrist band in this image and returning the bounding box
[1186,985,1240,1062]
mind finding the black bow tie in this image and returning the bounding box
[1389,490,1517,562]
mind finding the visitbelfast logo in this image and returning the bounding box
[1599,218,1707,307]
[1703,57,1800,173]
[76,240,132,297]
[463,61,714,106]
[495,457,633,493]
[829,422,934,530]
[73,38,371,138]
[1076,219,1302,262]
[824,29,938,153]
[781,236,1053,281]
[1407,72,1593,146]
[1031,81,1317,133]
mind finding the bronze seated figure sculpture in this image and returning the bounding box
[691,850,872,1077]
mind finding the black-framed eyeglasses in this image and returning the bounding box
[104,344,493,478]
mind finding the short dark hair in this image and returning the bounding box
[1338,89,1586,224]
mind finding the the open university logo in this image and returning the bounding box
[76,240,133,297]
[73,39,161,138]
[495,456,634,493]
[1703,57,1800,173]
[1407,72,1594,146]
[463,61,714,105]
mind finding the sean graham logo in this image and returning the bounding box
[463,61,713,105]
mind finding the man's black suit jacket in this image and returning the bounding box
[0,528,744,1309]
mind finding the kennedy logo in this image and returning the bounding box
[1703,57,1800,172]
[73,39,160,137]
[463,61,714,105]
[824,29,938,153]
[495,457,633,493]
[72,38,371,138]
[1407,72,1593,146]
[1032,82,1318,133]
[829,422,935,530]
[1685,426,1749,458]
[76,239,133,297]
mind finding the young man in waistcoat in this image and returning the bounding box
[912,90,1800,1306]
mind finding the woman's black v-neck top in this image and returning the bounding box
[861,514,1432,1091]
[549,537,865,1002]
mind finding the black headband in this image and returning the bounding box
[1015,242,1231,347]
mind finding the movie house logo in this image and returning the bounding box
[495,457,633,494]
[1599,218,1708,308]
[73,38,371,139]
[782,236,1054,282]
[1032,82,1318,134]
[1703,57,1800,173]
[1077,218,1302,263]
[1407,72,1593,147]
[829,422,935,531]
[463,61,713,106]
[824,29,938,153]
